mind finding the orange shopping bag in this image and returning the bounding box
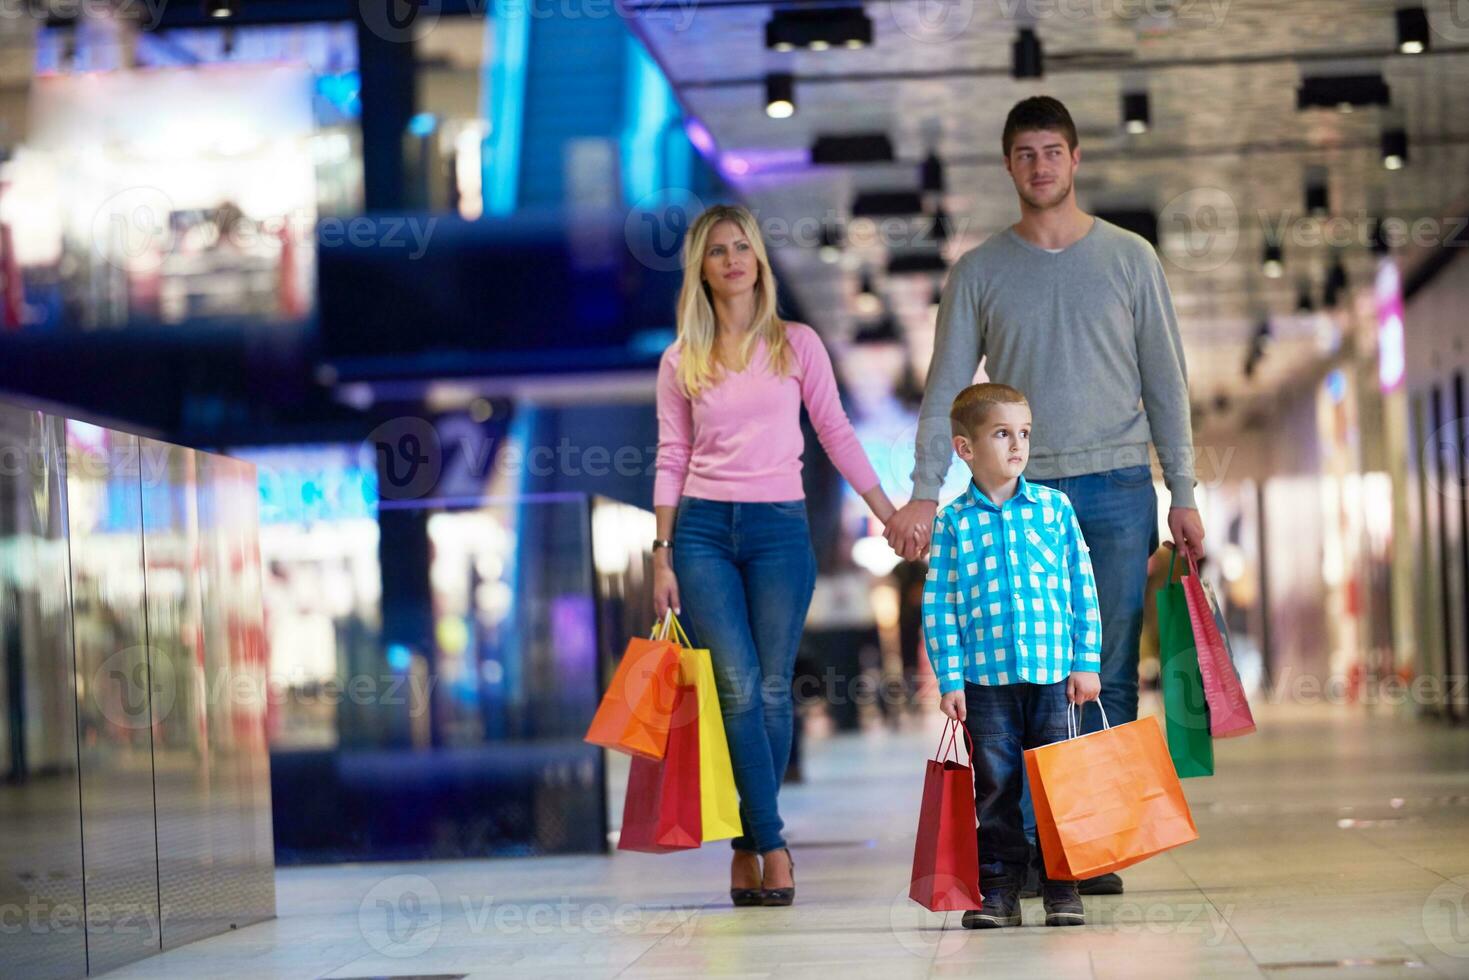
[585,610,682,760]
[1026,702,1199,881]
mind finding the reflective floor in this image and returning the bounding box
[95,699,1469,979]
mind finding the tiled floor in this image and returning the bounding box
[97,700,1469,979]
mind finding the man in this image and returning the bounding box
[885,95,1206,895]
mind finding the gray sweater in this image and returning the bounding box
[912,217,1197,508]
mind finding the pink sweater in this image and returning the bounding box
[654,322,881,507]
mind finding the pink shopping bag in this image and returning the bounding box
[1182,549,1257,738]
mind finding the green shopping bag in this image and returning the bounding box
[1157,549,1214,778]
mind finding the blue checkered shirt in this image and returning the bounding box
[922,476,1102,693]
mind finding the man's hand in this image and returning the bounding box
[939,690,966,721]
[885,498,938,560]
[1066,671,1100,705]
[1168,506,1206,561]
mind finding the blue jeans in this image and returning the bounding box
[963,681,1071,888]
[1019,464,1159,842]
[672,496,817,854]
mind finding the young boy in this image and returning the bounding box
[921,382,1102,928]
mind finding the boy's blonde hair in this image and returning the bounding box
[950,383,1030,439]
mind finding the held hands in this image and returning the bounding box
[884,498,938,560]
[939,690,966,722]
[1067,671,1101,705]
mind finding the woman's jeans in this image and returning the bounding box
[672,496,817,854]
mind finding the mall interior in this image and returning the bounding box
[2,0,1469,977]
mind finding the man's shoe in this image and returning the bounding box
[1019,863,1040,899]
[961,888,1022,929]
[1077,873,1123,895]
[1042,883,1085,927]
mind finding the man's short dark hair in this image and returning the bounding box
[1002,96,1079,158]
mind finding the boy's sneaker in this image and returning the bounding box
[961,888,1022,929]
[1077,873,1123,895]
[1041,882,1085,927]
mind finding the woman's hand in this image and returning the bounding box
[653,556,681,620]
[861,484,898,528]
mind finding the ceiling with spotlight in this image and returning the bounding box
[626,0,1469,421]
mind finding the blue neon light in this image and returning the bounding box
[485,0,530,216]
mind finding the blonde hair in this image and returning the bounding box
[951,382,1029,439]
[673,204,791,397]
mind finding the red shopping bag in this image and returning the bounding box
[909,719,983,911]
[1181,550,1257,738]
[1027,703,1199,881]
[616,673,702,853]
[585,612,682,759]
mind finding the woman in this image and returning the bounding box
[651,204,895,907]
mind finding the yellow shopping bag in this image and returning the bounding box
[666,615,742,843]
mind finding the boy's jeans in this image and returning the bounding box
[963,680,1072,889]
[672,496,817,854]
[1019,463,1160,844]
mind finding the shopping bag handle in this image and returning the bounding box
[1165,543,1203,586]
[648,608,675,641]
[647,609,694,649]
[1066,700,1111,740]
[933,717,974,765]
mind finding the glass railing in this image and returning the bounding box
[0,401,275,978]
[264,492,654,863]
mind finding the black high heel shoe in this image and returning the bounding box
[760,847,795,907]
[730,850,763,907]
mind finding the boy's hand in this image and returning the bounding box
[939,690,966,721]
[1066,671,1100,705]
